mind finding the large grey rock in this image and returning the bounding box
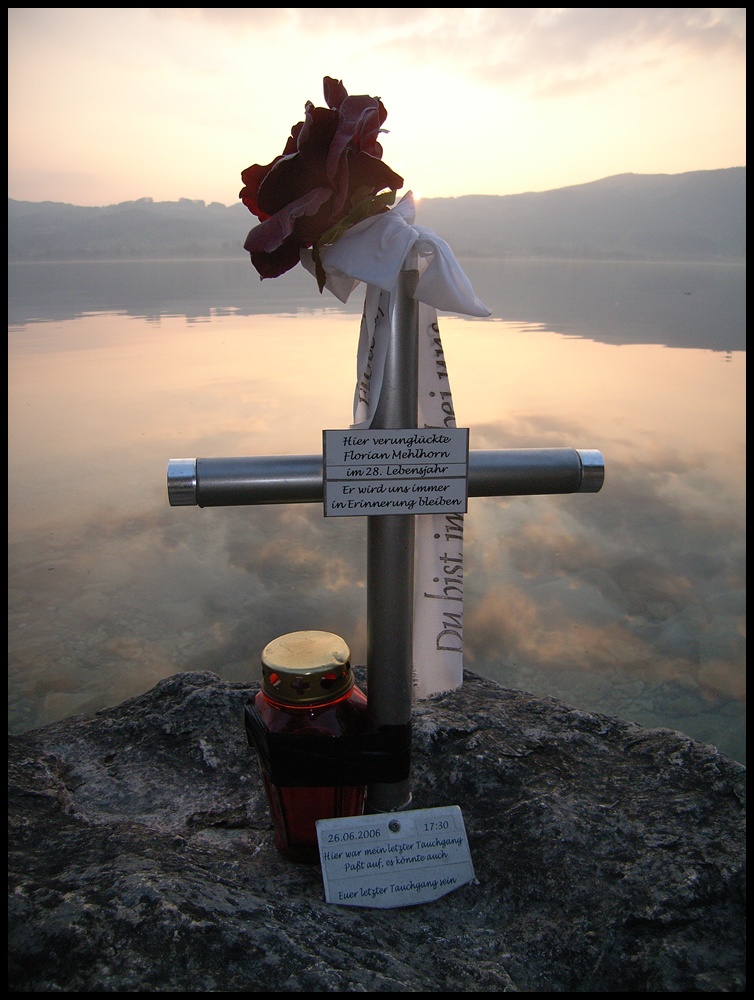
[8,670,745,992]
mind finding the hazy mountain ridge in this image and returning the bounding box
[8,168,745,262]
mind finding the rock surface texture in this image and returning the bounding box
[8,670,746,992]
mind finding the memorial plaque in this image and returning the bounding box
[323,428,469,517]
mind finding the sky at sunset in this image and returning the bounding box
[8,7,747,207]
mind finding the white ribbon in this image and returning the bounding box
[301,192,490,698]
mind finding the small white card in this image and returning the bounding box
[316,805,476,908]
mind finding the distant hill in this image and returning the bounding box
[7,198,248,262]
[7,168,745,263]
[417,169,746,261]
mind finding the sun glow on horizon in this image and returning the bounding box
[7,8,746,206]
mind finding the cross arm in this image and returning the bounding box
[167,449,604,508]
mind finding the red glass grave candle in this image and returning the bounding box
[250,630,368,863]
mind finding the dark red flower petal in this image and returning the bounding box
[323,76,348,110]
[240,160,282,220]
[253,107,338,217]
[325,96,386,184]
[255,153,315,217]
[347,151,404,198]
[244,186,333,253]
[317,148,402,228]
[295,105,339,162]
[240,76,403,281]
[282,122,304,157]
[249,238,303,279]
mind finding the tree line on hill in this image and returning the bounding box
[7,168,745,263]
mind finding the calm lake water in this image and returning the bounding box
[8,258,746,764]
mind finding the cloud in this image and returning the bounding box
[8,7,745,205]
[158,8,747,94]
[370,8,747,96]
[143,8,746,88]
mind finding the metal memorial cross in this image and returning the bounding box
[167,269,604,814]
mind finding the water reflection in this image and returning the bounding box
[9,257,745,351]
[7,260,746,763]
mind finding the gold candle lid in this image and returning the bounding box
[260,630,353,705]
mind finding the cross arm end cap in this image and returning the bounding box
[167,458,197,506]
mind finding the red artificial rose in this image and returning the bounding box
[240,76,404,281]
